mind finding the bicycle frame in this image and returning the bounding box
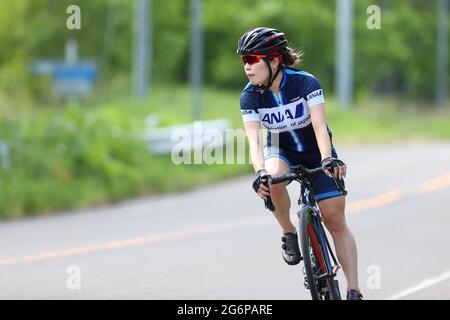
[297,181,340,280]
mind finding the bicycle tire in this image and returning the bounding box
[328,279,341,300]
[299,206,324,300]
[300,206,343,300]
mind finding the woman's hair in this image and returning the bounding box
[282,46,304,66]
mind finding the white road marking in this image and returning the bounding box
[389,269,450,300]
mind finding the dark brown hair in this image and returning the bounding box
[282,47,304,66]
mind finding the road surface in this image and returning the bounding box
[0,142,449,300]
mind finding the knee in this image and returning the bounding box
[264,158,290,204]
[269,183,288,200]
[269,185,290,213]
[323,211,347,234]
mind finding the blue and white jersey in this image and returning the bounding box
[240,67,333,153]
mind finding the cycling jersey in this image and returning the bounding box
[240,67,333,153]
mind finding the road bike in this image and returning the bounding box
[270,164,347,300]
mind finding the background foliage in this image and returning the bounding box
[0,0,448,102]
[0,0,449,218]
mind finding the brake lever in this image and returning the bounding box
[261,175,275,212]
[330,171,348,196]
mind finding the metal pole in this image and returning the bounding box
[436,0,449,107]
[335,0,354,108]
[0,140,10,169]
[148,0,152,99]
[65,39,79,104]
[190,0,203,121]
[133,0,151,99]
[65,38,78,65]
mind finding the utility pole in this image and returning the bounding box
[336,0,354,108]
[436,0,449,107]
[190,0,203,120]
[133,0,151,99]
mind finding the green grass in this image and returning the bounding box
[322,97,450,144]
[145,85,450,142]
[0,88,253,219]
[0,85,449,219]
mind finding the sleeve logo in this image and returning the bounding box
[241,110,256,115]
[307,89,323,100]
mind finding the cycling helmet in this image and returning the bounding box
[237,27,288,55]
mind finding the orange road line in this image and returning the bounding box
[347,189,405,214]
[289,188,404,222]
[416,172,450,194]
[1,172,449,267]
[0,218,272,267]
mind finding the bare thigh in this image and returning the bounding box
[318,196,347,233]
[264,157,291,199]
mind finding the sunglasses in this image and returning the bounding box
[241,54,268,65]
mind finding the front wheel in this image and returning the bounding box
[299,207,341,300]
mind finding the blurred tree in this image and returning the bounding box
[0,0,447,104]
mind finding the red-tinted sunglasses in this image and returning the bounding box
[241,54,282,65]
[241,54,267,65]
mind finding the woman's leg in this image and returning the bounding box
[265,157,302,265]
[264,157,294,234]
[318,196,360,293]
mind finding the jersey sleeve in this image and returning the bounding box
[304,76,325,108]
[240,92,260,122]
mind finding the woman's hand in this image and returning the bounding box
[252,169,272,200]
[321,157,346,179]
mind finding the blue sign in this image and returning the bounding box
[30,60,97,98]
[53,63,96,82]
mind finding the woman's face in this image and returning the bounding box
[243,59,270,86]
[243,58,278,86]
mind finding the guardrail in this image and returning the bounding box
[141,118,232,155]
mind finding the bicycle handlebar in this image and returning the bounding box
[271,165,324,185]
[271,164,347,196]
[262,164,347,212]
[271,173,298,184]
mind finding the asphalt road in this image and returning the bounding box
[0,142,449,300]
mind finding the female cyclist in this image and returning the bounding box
[237,27,363,300]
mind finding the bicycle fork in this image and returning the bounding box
[315,215,342,299]
[299,208,341,297]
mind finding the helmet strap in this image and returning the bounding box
[258,58,283,95]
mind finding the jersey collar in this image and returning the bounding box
[279,67,286,90]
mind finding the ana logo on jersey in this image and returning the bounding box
[261,103,304,124]
[259,98,311,132]
[307,89,323,101]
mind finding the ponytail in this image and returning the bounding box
[282,47,304,66]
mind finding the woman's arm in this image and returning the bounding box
[310,104,346,178]
[243,121,265,172]
[243,121,271,200]
[310,104,332,160]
